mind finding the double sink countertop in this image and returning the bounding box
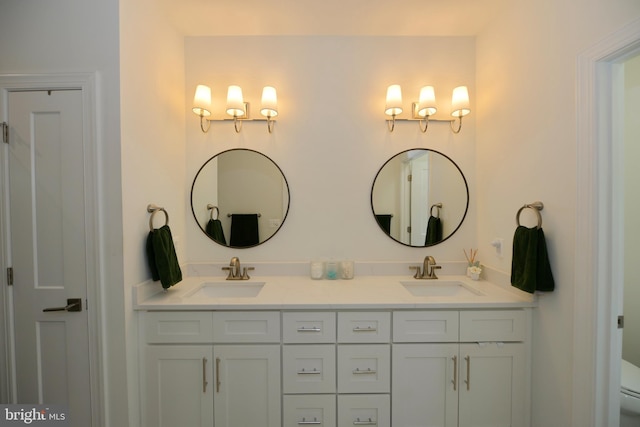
[133,263,536,310]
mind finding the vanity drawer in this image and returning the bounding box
[459,310,527,342]
[283,395,336,427]
[142,311,213,344]
[337,312,391,343]
[283,345,336,394]
[337,344,390,393]
[283,312,337,343]
[212,311,280,343]
[338,394,390,427]
[393,311,459,342]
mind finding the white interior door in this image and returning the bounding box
[410,153,430,246]
[7,89,92,425]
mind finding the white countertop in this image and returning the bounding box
[133,274,536,310]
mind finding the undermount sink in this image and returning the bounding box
[401,280,484,297]
[185,282,265,299]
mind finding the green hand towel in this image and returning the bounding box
[425,215,443,245]
[511,225,555,293]
[146,225,182,289]
[206,218,227,245]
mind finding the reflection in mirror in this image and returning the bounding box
[371,149,468,247]
[191,149,290,248]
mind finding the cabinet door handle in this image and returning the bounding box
[352,368,377,375]
[353,418,377,425]
[297,368,321,375]
[353,326,377,332]
[452,355,457,391]
[297,326,322,332]
[216,357,221,393]
[202,357,208,393]
[464,355,470,391]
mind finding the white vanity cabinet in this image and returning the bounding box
[140,311,281,427]
[139,307,530,427]
[392,309,530,427]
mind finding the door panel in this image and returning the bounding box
[8,90,91,426]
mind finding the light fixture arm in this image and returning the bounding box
[233,116,243,133]
[266,116,275,133]
[419,116,430,133]
[450,116,463,134]
[387,114,397,132]
[200,115,211,133]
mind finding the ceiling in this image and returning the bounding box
[157,0,511,37]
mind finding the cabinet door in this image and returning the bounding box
[458,342,526,427]
[392,344,458,427]
[143,345,213,427]
[213,345,281,427]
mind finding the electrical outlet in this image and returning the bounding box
[490,238,504,257]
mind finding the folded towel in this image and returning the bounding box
[375,214,393,234]
[511,225,555,293]
[206,218,227,245]
[425,215,443,245]
[146,225,182,289]
[229,214,260,247]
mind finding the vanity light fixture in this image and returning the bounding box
[192,85,279,134]
[384,85,471,134]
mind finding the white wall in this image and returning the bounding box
[0,0,127,425]
[476,1,640,426]
[623,54,640,368]
[184,36,477,263]
[119,0,186,425]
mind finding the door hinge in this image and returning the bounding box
[6,267,13,286]
[1,122,8,144]
[407,174,412,182]
[618,315,624,329]
[407,226,412,233]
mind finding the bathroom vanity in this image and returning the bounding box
[135,273,534,427]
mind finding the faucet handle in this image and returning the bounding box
[429,264,442,279]
[242,267,255,280]
[222,266,234,280]
[409,266,422,279]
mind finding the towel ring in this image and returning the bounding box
[147,204,169,231]
[430,203,442,218]
[207,204,219,220]
[516,201,544,229]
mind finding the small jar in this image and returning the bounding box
[325,261,339,280]
[340,260,354,279]
[310,261,324,280]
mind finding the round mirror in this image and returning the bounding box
[191,149,290,248]
[371,149,469,247]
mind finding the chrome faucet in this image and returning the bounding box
[410,256,442,279]
[222,257,254,280]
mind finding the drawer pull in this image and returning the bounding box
[298,417,321,425]
[353,418,377,425]
[297,368,321,375]
[353,326,377,332]
[297,326,322,332]
[352,367,377,375]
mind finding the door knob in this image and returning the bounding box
[43,298,82,312]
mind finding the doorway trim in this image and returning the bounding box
[574,18,640,427]
[0,73,103,426]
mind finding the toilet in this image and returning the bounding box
[621,359,640,427]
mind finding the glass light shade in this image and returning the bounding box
[417,86,437,117]
[226,85,245,117]
[260,86,278,118]
[451,86,471,117]
[385,84,403,116]
[192,84,212,117]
